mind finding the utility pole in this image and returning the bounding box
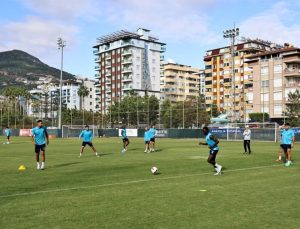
[223,26,239,122]
[57,38,66,129]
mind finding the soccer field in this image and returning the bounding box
[0,137,299,229]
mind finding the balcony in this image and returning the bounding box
[105,54,111,60]
[94,57,101,62]
[95,66,101,71]
[121,58,132,65]
[122,76,133,82]
[122,67,133,73]
[284,68,300,77]
[94,74,100,79]
[106,80,111,85]
[121,40,134,46]
[122,85,133,91]
[122,49,132,56]
[105,71,112,77]
[105,63,112,69]
[95,90,101,95]
[93,49,99,55]
[285,83,300,88]
[94,81,100,86]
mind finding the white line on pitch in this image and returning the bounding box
[0,164,292,199]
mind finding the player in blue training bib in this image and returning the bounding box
[199,126,222,175]
[280,123,295,167]
[4,126,11,144]
[31,120,49,170]
[79,125,99,158]
[144,127,151,153]
[149,125,157,152]
[121,126,130,153]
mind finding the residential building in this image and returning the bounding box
[203,39,273,121]
[245,45,300,120]
[93,28,166,113]
[160,63,201,102]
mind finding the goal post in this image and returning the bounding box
[209,122,278,142]
[62,125,99,138]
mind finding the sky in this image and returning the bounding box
[1,0,300,78]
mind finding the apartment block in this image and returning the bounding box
[160,63,202,102]
[246,45,300,120]
[93,28,166,113]
[203,39,272,121]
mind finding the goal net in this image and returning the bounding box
[209,122,279,142]
[62,125,99,138]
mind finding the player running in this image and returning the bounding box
[149,125,157,152]
[121,126,129,153]
[31,120,49,170]
[79,125,99,158]
[281,123,295,167]
[199,126,222,175]
[4,127,11,144]
[144,127,150,153]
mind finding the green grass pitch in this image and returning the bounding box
[0,137,299,229]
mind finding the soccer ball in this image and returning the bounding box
[150,166,158,174]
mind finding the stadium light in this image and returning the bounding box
[223,26,239,122]
[57,37,66,129]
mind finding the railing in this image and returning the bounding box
[284,68,300,75]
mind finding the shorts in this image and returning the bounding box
[122,138,129,143]
[150,138,155,142]
[6,136,10,140]
[145,141,150,144]
[208,149,218,161]
[281,144,291,153]
[82,142,93,147]
[35,144,46,153]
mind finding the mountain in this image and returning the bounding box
[0,50,75,89]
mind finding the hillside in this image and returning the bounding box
[0,50,75,89]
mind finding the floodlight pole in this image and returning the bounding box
[57,38,66,129]
[223,26,239,122]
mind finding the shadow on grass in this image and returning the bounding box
[50,161,85,168]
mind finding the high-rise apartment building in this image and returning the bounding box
[246,45,300,120]
[160,63,201,102]
[93,28,166,113]
[203,39,272,121]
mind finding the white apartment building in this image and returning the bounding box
[93,28,166,113]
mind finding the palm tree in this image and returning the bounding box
[77,85,89,125]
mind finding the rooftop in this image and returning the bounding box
[94,29,165,47]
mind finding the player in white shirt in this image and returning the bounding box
[243,125,251,154]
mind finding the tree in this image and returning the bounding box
[77,85,89,110]
[77,85,89,125]
[249,112,269,122]
[284,89,300,126]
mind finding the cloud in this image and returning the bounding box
[0,16,78,61]
[239,1,300,47]
[102,0,218,44]
[20,0,101,21]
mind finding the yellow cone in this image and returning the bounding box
[18,165,26,171]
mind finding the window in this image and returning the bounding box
[274,78,282,87]
[136,65,140,70]
[274,104,282,115]
[261,66,269,75]
[152,59,156,64]
[274,64,282,73]
[261,80,269,88]
[273,92,282,101]
[261,93,269,102]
